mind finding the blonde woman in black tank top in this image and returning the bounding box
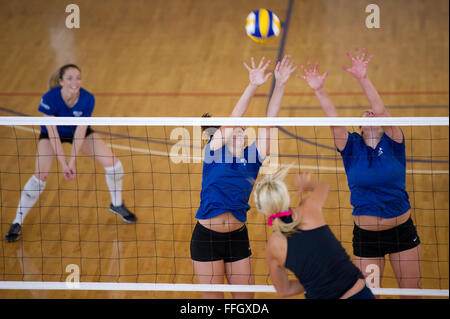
[254,168,374,299]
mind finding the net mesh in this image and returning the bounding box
[0,116,448,298]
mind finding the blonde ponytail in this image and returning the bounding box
[254,166,301,236]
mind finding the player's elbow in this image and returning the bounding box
[274,285,291,298]
[277,290,289,298]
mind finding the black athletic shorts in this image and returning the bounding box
[353,217,421,258]
[190,221,252,263]
[39,127,94,144]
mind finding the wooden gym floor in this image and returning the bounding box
[0,0,448,299]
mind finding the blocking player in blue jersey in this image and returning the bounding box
[298,47,421,295]
[190,56,297,299]
[5,64,136,242]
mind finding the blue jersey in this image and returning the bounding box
[338,131,410,218]
[195,141,264,223]
[38,87,95,138]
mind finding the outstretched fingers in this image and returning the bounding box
[360,47,366,61]
[261,58,271,71]
[275,61,281,73]
[300,64,308,75]
[280,55,298,73]
[365,54,374,64]
[307,61,314,73]
[354,46,360,60]
[348,46,374,64]
[346,51,354,63]
[244,56,272,71]
[280,54,289,67]
[289,63,299,73]
[314,62,319,73]
[257,56,266,69]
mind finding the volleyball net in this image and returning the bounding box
[0,116,448,298]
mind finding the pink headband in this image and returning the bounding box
[267,210,293,226]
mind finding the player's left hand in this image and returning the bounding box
[244,57,272,86]
[67,159,77,180]
[342,46,373,80]
[274,55,298,85]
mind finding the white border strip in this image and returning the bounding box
[0,281,448,296]
[0,116,448,126]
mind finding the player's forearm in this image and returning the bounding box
[271,263,305,297]
[69,126,87,163]
[358,77,386,115]
[46,126,66,164]
[230,83,258,117]
[314,87,339,117]
[276,280,305,297]
[266,82,285,117]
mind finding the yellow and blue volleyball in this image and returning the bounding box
[245,9,281,44]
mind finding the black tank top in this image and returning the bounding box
[285,225,363,299]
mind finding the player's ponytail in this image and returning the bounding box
[48,64,81,89]
[254,166,301,236]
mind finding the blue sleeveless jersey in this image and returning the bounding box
[338,131,410,218]
[195,141,264,222]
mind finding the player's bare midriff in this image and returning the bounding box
[198,212,245,233]
[353,209,411,231]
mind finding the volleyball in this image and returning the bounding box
[245,9,281,44]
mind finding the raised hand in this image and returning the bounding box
[243,57,272,86]
[295,171,313,194]
[342,46,373,80]
[274,55,298,85]
[297,61,328,91]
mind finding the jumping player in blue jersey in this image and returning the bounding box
[298,47,422,295]
[5,64,136,242]
[254,169,375,299]
[190,56,297,299]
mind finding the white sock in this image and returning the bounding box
[104,160,124,207]
[13,175,46,225]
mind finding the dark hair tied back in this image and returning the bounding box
[48,64,81,89]
[201,113,220,136]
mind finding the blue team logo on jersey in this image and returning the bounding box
[378,147,383,157]
[73,111,83,117]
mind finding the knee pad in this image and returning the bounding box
[105,160,124,182]
[24,175,46,200]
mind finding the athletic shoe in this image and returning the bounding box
[109,203,137,223]
[5,223,22,242]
